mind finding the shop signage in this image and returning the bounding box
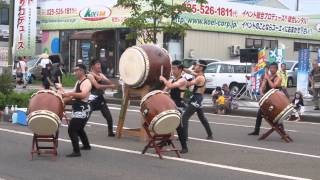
[79,6,112,21]
[39,0,320,40]
[13,0,37,56]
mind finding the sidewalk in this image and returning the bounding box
[16,85,320,123]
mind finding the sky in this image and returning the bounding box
[278,0,319,13]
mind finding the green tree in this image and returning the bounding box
[116,0,207,44]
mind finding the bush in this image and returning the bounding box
[0,68,14,94]
[5,92,34,108]
[62,73,77,87]
[0,92,6,110]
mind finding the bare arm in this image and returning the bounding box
[87,74,115,90]
[183,68,198,76]
[265,76,282,89]
[159,75,187,89]
[187,76,204,87]
[64,79,91,99]
[259,79,267,96]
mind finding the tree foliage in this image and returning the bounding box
[116,0,207,44]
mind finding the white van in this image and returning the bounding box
[204,60,252,94]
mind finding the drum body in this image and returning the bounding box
[259,89,294,123]
[28,90,64,135]
[140,90,181,135]
[119,44,171,88]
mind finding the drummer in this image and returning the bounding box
[159,60,188,153]
[63,64,92,157]
[87,60,116,137]
[182,60,213,146]
[248,62,282,136]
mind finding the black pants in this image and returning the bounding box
[89,95,113,133]
[68,117,90,153]
[181,104,213,140]
[253,109,263,132]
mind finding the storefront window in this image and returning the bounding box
[163,33,183,60]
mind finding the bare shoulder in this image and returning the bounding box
[81,79,92,89]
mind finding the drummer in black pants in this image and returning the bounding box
[248,62,282,135]
[159,60,188,153]
[87,60,116,137]
[63,64,92,157]
[181,60,213,152]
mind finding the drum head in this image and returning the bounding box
[259,89,278,106]
[150,111,181,135]
[275,104,294,123]
[119,47,148,87]
[28,115,59,135]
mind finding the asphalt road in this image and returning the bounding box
[0,103,319,180]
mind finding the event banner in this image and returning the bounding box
[251,49,267,94]
[39,0,320,41]
[318,49,320,63]
[13,0,37,56]
[297,49,310,96]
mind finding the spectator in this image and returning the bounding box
[309,60,320,110]
[289,91,304,121]
[42,63,54,89]
[278,63,289,98]
[216,91,225,114]
[39,53,52,78]
[17,56,28,88]
[53,63,64,85]
[106,62,114,78]
[15,57,23,86]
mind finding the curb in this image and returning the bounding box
[105,97,320,123]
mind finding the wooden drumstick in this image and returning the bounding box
[161,65,163,76]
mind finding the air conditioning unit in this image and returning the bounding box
[230,45,240,56]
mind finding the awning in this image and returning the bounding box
[70,30,97,40]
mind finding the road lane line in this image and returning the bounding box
[0,127,312,180]
[189,120,298,132]
[105,107,299,132]
[107,104,320,126]
[83,122,320,160]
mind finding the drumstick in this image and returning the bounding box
[161,65,163,76]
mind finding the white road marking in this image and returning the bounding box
[189,120,298,132]
[0,127,312,180]
[107,104,320,126]
[85,121,320,160]
[104,107,299,132]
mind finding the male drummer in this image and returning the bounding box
[159,60,188,153]
[63,64,92,157]
[182,60,213,151]
[87,60,116,137]
[248,62,282,135]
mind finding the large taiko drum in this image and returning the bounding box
[140,90,181,135]
[27,90,64,135]
[259,89,294,123]
[119,44,171,88]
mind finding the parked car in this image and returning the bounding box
[182,58,220,68]
[285,60,298,87]
[28,54,62,80]
[204,60,251,94]
[12,54,63,81]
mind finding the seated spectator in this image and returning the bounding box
[289,91,304,121]
[216,91,225,114]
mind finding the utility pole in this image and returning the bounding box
[296,0,299,11]
[8,0,14,66]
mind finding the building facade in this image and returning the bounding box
[38,0,320,76]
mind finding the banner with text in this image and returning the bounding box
[13,0,37,56]
[39,0,320,40]
[297,49,310,97]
